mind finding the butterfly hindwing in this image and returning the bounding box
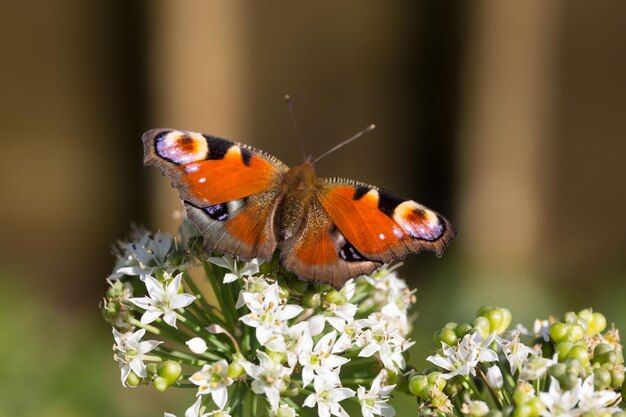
[278,198,382,288]
[143,129,288,260]
[318,179,456,264]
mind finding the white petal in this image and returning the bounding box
[129,357,147,377]
[141,308,163,324]
[138,339,162,353]
[256,325,273,345]
[324,355,350,368]
[276,305,303,321]
[240,314,260,328]
[171,293,196,309]
[211,385,228,409]
[303,393,317,408]
[129,296,152,310]
[186,337,208,354]
[264,386,280,411]
[302,367,314,388]
[163,311,178,327]
[184,397,203,417]
[207,256,234,269]
[223,273,238,283]
[145,275,166,299]
[308,315,326,336]
[359,342,380,358]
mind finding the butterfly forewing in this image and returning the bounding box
[143,128,287,260]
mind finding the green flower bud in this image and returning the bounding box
[472,316,491,339]
[477,305,494,317]
[588,312,607,336]
[443,377,463,397]
[153,376,170,392]
[126,370,142,387]
[485,309,504,334]
[512,404,533,417]
[563,312,579,325]
[594,368,612,390]
[444,322,458,330]
[596,350,619,365]
[578,309,593,323]
[548,363,567,379]
[550,323,570,344]
[556,342,574,361]
[513,382,535,405]
[594,343,613,359]
[565,357,583,371]
[427,372,447,392]
[610,366,625,388]
[430,392,448,408]
[228,361,245,379]
[409,375,430,399]
[569,324,585,342]
[500,308,512,333]
[568,345,590,366]
[157,360,182,384]
[440,328,458,346]
[283,380,300,397]
[146,363,159,378]
[559,371,579,390]
[526,397,546,415]
[324,289,347,305]
[302,289,321,308]
[456,323,472,338]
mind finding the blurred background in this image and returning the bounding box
[1,1,625,416]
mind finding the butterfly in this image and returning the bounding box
[143,128,456,288]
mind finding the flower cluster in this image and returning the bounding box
[101,219,416,417]
[409,306,626,417]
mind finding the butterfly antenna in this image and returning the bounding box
[284,94,307,161]
[313,124,376,164]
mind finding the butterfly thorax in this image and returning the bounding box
[275,161,320,241]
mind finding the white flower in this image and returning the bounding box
[208,255,259,284]
[164,397,232,417]
[129,273,196,328]
[520,354,558,381]
[486,365,503,389]
[112,328,161,386]
[539,377,581,417]
[577,374,622,414]
[190,360,234,409]
[186,337,208,354]
[303,373,355,417]
[113,231,174,279]
[357,371,396,417]
[497,331,538,374]
[240,283,303,345]
[358,317,416,373]
[426,332,497,380]
[265,321,313,368]
[241,351,292,411]
[299,330,350,388]
[461,400,489,417]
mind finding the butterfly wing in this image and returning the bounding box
[143,128,288,259]
[278,197,383,288]
[317,178,456,266]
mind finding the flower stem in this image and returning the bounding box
[182,270,226,327]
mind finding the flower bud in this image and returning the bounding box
[146,363,158,378]
[499,308,512,333]
[158,360,182,384]
[472,316,491,339]
[589,312,607,336]
[484,309,504,334]
[439,328,458,346]
[153,375,169,392]
[186,337,208,354]
[409,374,430,399]
[568,345,590,366]
[550,323,570,344]
[610,365,625,388]
[569,324,585,342]
[126,370,142,387]
[594,368,612,390]
[462,400,489,417]
[427,372,446,392]
[283,380,301,397]
[324,289,347,305]
[486,365,503,389]
[302,289,321,308]
[456,323,472,338]
[228,361,245,379]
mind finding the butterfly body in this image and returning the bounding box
[143,128,456,288]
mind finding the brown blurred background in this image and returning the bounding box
[1,2,625,416]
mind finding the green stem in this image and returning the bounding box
[203,261,238,333]
[154,347,209,366]
[182,271,226,327]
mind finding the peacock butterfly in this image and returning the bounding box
[143,128,456,288]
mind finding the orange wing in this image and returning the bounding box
[143,129,288,259]
[318,179,456,264]
[279,198,382,288]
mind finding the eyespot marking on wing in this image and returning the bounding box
[156,131,208,165]
[377,189,405,217]
[339,240,366,262]
[392,201,444,241]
